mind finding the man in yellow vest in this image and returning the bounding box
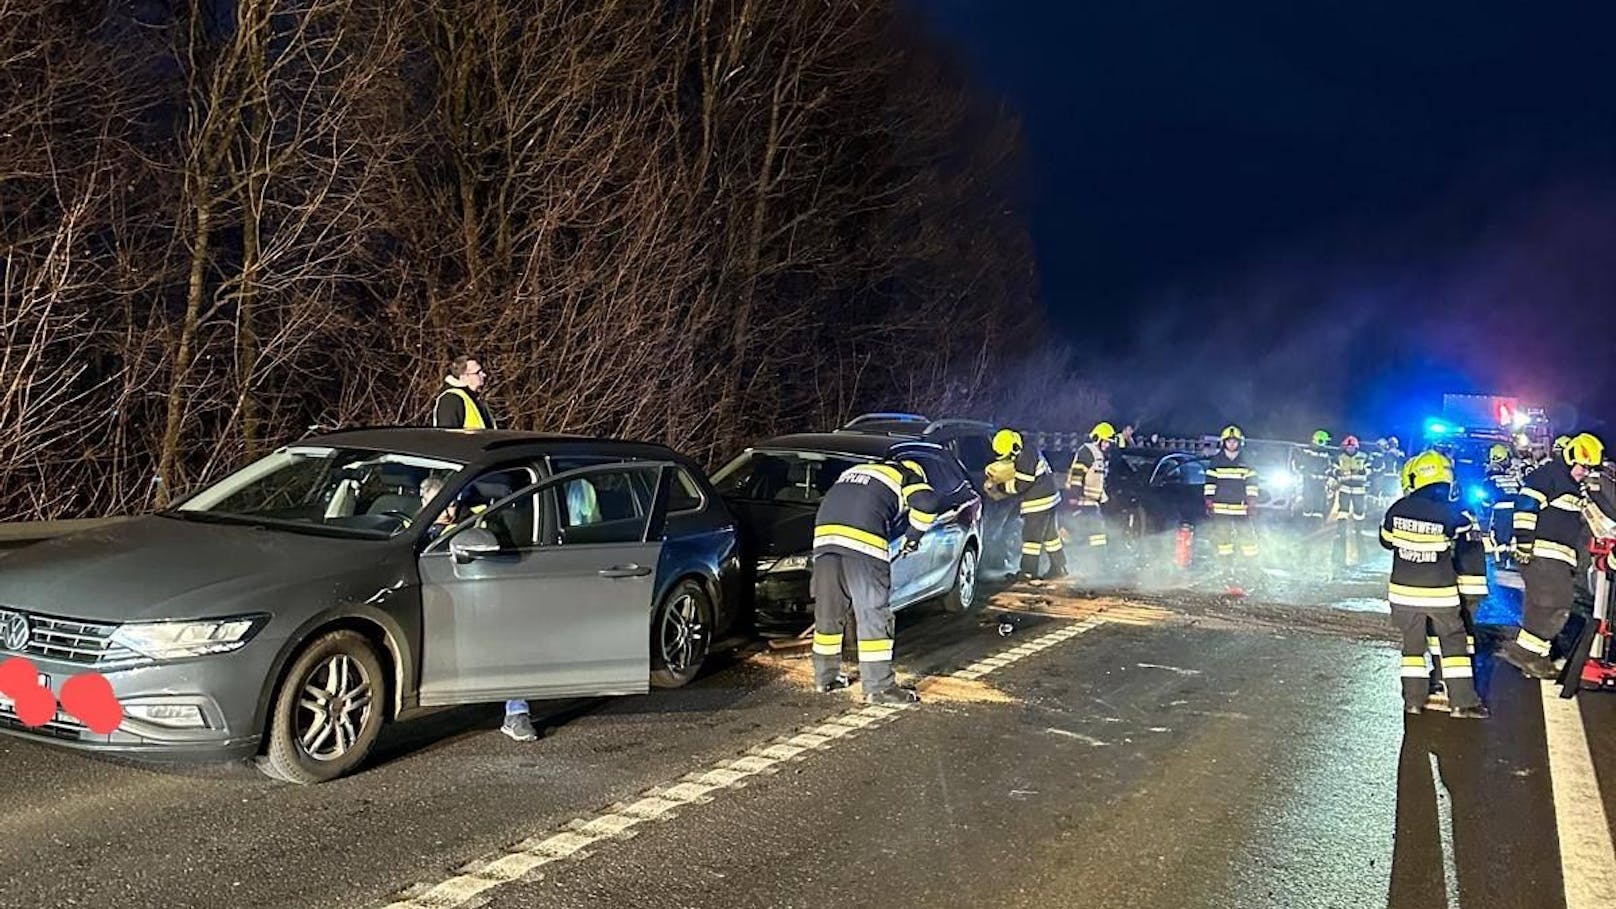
[432,356,496,429]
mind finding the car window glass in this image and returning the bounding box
[546,466,658,545]
[668,468,703,512]
[444,466,541,549]
[952,436,995,475]
[711,452,860,505]
[909,452,968,497]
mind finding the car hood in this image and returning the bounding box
[0,515,402,622]
[722,499,816,559]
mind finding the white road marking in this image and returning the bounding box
[1135,662,1203,676]
[370,619,1110,909]
[1541,684,1616,909]
[1428,753,1461,909]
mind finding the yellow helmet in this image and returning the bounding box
[898,459,927,482]
[1220,425,1244,442]
[1553,434,1572,452]
[1564,433,1605,467]
[1488,443,1510,465]
[991,429,1023,457]
[1090,421,1117,442]
[1404,450,1455,493]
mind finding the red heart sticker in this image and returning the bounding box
[0,656,58,728]
[61,672,124,735]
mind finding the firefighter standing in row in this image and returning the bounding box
[986,430,1067,583]
[1064,422,1115,576]
[1204,426,1260,594]
[810,458,941,704]
[1502,433,1607,678]
[1293,430,1333,519]
[1482,443,1522,567]
[1329,435,1372,566]
[1380,451,1488,718]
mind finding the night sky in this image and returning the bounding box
[918,2,1616,439]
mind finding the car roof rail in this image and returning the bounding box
[843,412,931,428]
[923,418,995,435]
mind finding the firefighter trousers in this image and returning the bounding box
[1020,507,1067,578]
[1067,504,1108,574]
[1427,599,1478,684]
[1516,557,1576,659]
[1208,513,1258,582]
[811,553,897,695]
[1393,605,1479,710]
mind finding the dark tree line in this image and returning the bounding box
[0,0,1052,520]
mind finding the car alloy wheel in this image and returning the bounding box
[296,653,374,762]
[942,546,979,613]
[651,579,712,689]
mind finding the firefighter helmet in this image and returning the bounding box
[991,429,1023,457]
[1553,435,1572,453]
[1220,425,1244,442]
[1311,430,1330,446]
[1488,443,1510,465]
[1564,433,1605,467]
[1388,436,1400,449]
[1404,450,1455,493]
[1343,435,1359,450]
[1089,422,1117,442]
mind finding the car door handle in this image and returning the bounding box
[599,564,652,578]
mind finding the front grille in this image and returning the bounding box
[0,610,140,667]
[0,702,87,740]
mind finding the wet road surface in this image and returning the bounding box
[1,558,1614,909]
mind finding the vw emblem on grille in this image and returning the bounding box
[0,610,29,653]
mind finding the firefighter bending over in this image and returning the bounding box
[1381,451,1488,718]
[1502,433,1606,679]
[1204,426,1260,594]
[811,459,941,704]
[987,429,1066,583]
[1064,421,1115,575]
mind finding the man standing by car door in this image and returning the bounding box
[432,355,497,430]
[429,355,534,740]
[811,459,940,704]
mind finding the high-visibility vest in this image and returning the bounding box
[441,388,488,429]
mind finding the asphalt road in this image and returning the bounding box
[2,558,1614,909]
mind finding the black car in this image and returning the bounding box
[0,428,743,783]
[710,432,984,636]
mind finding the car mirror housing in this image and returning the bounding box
[450,526,501,563]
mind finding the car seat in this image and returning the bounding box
[364,468,426,517]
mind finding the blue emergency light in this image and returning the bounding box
[1467,484,1489,505]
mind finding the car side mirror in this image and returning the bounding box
[450,526,501,563]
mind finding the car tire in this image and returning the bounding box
[941,545,980,613]
[650,579,713,689]
[258,630,386,785]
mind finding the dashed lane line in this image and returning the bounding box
[369,617,1115,909]
[1540,684,1616,909]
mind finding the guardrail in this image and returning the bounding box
[0,517,129,551]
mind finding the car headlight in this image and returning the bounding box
[110,616,265,661]
[764,554,812,574]
[1269,471,1299,493]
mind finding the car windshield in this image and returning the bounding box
[168,446,465,539]
[711,450,867,505]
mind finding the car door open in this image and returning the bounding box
[416,463,672,706]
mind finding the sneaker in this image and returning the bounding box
[501,712,538,742]
[1450,704,1491,720]
[816,673,851,694]
[866,686,920,706]
[1425,681,1451,713]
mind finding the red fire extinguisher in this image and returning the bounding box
[1175,522,1194,569]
